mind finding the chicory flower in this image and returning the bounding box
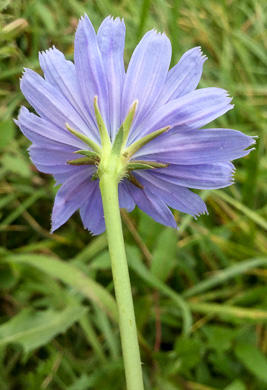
[17,15,255,235]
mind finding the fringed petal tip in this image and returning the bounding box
[50,220,57,234]
[241,133,257,152]
[75,14,92,37]
[78,13,94,28]
[103,15,125,25]
[247,136,257,150]
[83,223,106,237]
[190,46,208,63]
[200,52,208,64]
[193,207,209,221]
[20,67,31,83]
[16,106,27,134]
[81,13,125,27]
[39,46,57,58]
[146,28,171,40]
[17,105,29,123]
[51,206,64,234]
[219,89,233,101]
[50,224,54,235]
[38,47,65,71]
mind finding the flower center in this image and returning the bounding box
[66,97,169,188]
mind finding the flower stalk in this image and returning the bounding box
[99,162,144,390]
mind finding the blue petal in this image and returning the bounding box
[97,17,126,140]
[135,171,207,218]
[157,47,207,105]
[18,107,86,149]
[29,144,76,174]
[53,169,84,185]
[152,162,235,190]
[51,168,94,232]
[81,181,136,235]
[79,181,106,235]
[129,88,233,143]
[20,69,99,143]
[119,182,136,211]
[125,180,177,228]
[39,47,99,141]
[135,128,255,164]
[122,30,171,130]
[74,15,109,133]
[29,143,96,176]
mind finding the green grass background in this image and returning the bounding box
[0,0,267,389]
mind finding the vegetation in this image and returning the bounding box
[0,0,266,389]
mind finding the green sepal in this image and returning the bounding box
[74,150,100,159]
[122,100,138,148]
[127,160,169,171]
[123,126,170,159]
[67,157,98,166]
[91,172,99,181]
[94,96,111,150]
[111,124,124,156]
[126,173,144,189]
[127,162,155,171]
[65,123,102,155]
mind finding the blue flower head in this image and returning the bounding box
[16,15,255,235]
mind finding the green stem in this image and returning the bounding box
[99,172,144,390]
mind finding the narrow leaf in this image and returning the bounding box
[224,379,246,390]
[183,258,267,298]
[4,254,118,321]
[215,191,267,231]
[188,302,267,322]
[234,343,267,383]
[151,229,177,282]
[126,245,192,335]
[0,306,87,353]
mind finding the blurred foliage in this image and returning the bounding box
[0,0,267,389]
